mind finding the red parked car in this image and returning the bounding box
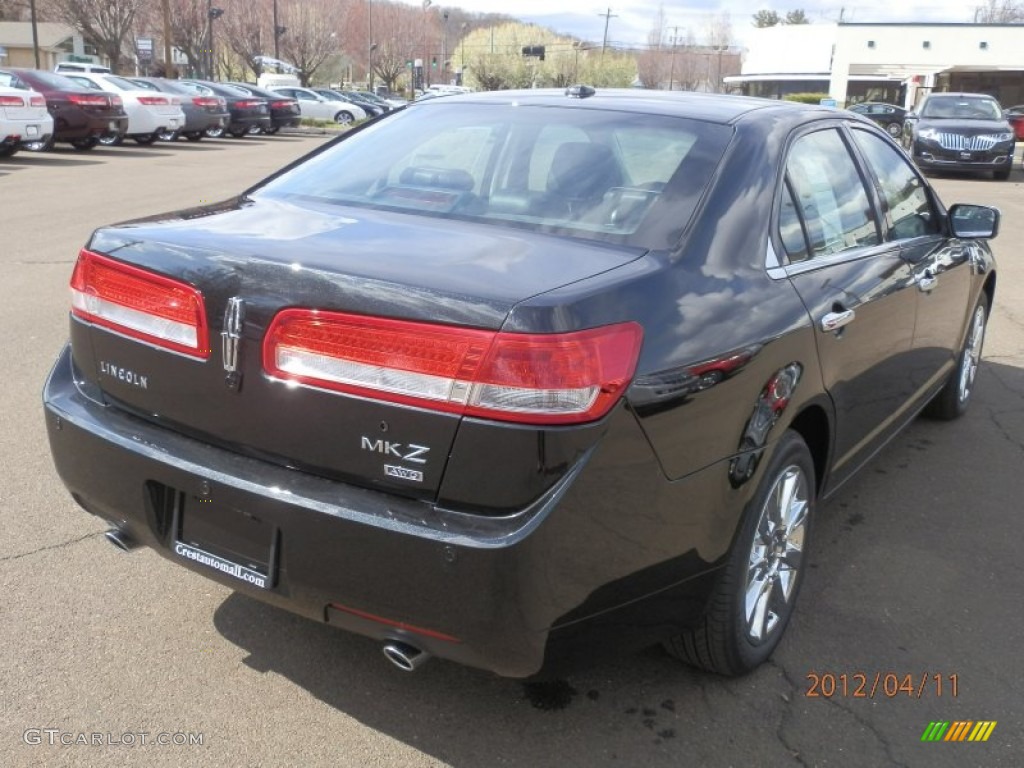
[0,68,127,150]
[1004,105,1024,140]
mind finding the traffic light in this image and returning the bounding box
[431,56,437,69]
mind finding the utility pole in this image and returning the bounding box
[28,0,40,68]
[162,0,172,77]
[598,7,617,57]
[668,25,679,91]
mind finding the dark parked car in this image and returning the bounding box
[847,101,906,137]
[128,77,230,141]
[177,80,271,137]
[902,91,1015,179]
[45,89,998,678]
[222,82,301,133]
[0,67,127,151]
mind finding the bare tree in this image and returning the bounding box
[636,4,670,89]
[973,0,1024,21]
[42,0,143,73]
[364,0,421,93]
[219,0,271,80]
[278,0,346,85]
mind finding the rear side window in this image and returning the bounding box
[851,129,939,241]
[784,129,880,259]
[256,103,733,250]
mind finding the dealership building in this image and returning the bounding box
[726,22,1024,109]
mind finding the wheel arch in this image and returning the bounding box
[786,403,831,497]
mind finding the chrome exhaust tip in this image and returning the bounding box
[104,528,139,552]
[382,641,428,672]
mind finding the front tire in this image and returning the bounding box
[204,125,225,139]
[993,167,1011,180]
[334,110,354,125]
[665,430,815,676]
[925,293,989,420]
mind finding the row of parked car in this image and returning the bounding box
[0,67,404,157]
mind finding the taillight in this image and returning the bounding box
[30,95,46,107]
[234,99,264,109]
[0,94,25,107]
[263,310,642,425]
[270,100,292,109]
[192,96,220,107]
[70,249,210,359]
[110,95,123,107]
[137,95,169,106]
[67,93,110,107]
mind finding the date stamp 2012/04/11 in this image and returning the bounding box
[805,672,959,699]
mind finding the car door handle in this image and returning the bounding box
[918,272,938,292]
[820,309,855,333]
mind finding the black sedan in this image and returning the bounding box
[177,80,271,137]
[127,77,230,141]
[223,83,301,134]
[44,89,998,678]
[847,101,906,137]
[902,91,1015,180]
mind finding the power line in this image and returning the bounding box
[598,7,618,56]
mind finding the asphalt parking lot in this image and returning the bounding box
[1,134,1021,767]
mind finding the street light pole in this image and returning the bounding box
[442,11,448,86]
[273,0,280,61]
[367,0,374,89]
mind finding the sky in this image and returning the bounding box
[405,1,988,48]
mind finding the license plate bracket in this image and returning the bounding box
[174,492,277,589]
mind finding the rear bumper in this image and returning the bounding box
[43,344,727,677]
[230,115,272,132]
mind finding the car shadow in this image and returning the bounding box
[0,153,102,167]
[88,147,176,158]
[208,359,1023,765]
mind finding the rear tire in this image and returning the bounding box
[886,121,903,137]
[665,430,815,676]
[924,293,989,420]
[134,134,158,145]
[993,167,1011,180]
[228,127,248,138]
[183,131,203,141]
[0,145,18,158]
[97,133,122,147]
[71,137,99,151]
[157,129,180,142]
[205,126,225,139]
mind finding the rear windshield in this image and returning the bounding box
[921,95,1003,120]
[256,102,731,249]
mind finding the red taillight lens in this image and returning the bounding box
[137,95,169,106]
[110,95,123,107]
[270,100,292,109]
[235,99,263,109]
[70,249,210,359]
[0,95,26,107]
[263,310,642,424]
[193,96,220,107]
[30,95,46,107]
[67,93,110,107]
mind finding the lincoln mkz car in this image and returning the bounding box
[44,88,998,678]
[902,91,1015,179]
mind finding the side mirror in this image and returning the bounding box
[949,204,1000,239]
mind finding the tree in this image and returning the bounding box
[369,1,424,93]
[219,0,271,80]
[973,0,1024,22]
[278,0,348,86]
[636,4,670,89]
[785,9,809,24]
[42,0,142,73]
[751,10,780,27]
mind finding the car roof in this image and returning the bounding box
[409,88,833,125]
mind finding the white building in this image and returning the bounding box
[727,23,1024,109]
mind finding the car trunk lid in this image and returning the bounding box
[72,196,644,499]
